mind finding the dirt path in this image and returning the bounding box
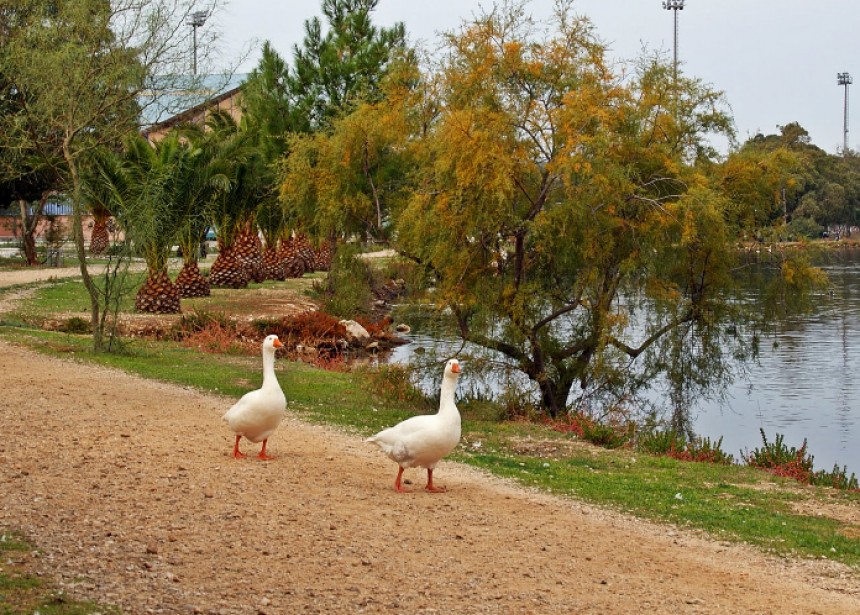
[0,341,858,615]
[0,269,859,614]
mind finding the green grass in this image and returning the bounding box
[1,280,859,572]
[5,274,318,326]
[0,531,119,614]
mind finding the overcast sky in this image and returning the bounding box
[212,1,860,155]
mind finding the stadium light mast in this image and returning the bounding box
[188,10,208,76]
[838,72,852,155]
[662,0,685,81]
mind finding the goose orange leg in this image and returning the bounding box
[232,435,247,459]
[394,466,410,493]
[257,439,275,461]
[424,468,447,493]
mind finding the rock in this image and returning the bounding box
[339,320,370,343]
[394,323,411,333]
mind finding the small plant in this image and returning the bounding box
[497,386,541,421]
[637,429,686,456]
[742,429,814,483]
[173,309,234,336]
[314,245,374,318]
[671,436,735,465]
[812,464,859,491]
[548,412,630,449]
[58,316,90,334]
[359,363,425,404]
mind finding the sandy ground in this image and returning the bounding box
[1,271,859,614]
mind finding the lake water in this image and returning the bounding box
[386,249,860,475]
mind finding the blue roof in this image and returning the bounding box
[138,73,247,129]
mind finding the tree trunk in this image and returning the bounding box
[64,139,103,351]
[89,215,110,255]
[234,221,265,283]
[536,376,575,419]
[278,236,306,278]
[313,238,334,272]
[16,194,51,266]
[16,199,39,266]
[208,243,249,288]
[174,260,211,297]
[135,268,181,314]
[294,233,316,273]
[262,244,286,281]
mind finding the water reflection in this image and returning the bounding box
[386,249,860,474]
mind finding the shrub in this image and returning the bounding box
[314,245,374,318]
[497,387,541,421]
[58,316,91,334]
[547,412,630,449]
[173,309,234,336]
[359,363,426,405]
[742,429,814,483]
[811,464,859,491]
[671,436,735,465]
[637,429,686,456]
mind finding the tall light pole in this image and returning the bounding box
[662,0,685,81]
[188,10,208,76]
[838,72,852,155]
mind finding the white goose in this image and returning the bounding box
[368,358,462,492]
[223,334,287,460]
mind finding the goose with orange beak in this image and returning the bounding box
[368,358,462,492]
[223,334,287,460]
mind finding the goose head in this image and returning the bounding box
[444,358,461,378]
[263,334,284,351]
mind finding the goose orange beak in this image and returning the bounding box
[451,362,460,373]
[273,338,283,348]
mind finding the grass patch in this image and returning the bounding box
[6,274,317,326]
[0,530,119,614]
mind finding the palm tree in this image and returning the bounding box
[173,119,240,298]
[124,134,198,313]
[203,112,266,288]
[87,134,203,314]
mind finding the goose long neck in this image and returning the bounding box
[439,375,458,412]
[262,348,278,388]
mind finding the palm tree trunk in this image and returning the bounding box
[174,260,210,297]
[89,215,110,255]
[135,268,181,314]
[208,242,249,288]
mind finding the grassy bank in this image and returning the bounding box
[1,320,859,570]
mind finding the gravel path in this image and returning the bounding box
[0,268,858,614]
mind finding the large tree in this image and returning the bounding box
[300,1,823,418]
[0,0,224,349]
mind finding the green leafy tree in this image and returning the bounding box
[288,0,406,130]
[0,0,226,349]
[240,42,300,160]
[279,89,413,240]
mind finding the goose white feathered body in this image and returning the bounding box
[368,408,461,470]
[223,334,286,459]
[368,359,461,491]
[223,385,286,443]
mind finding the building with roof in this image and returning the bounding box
[139,73,247,142]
